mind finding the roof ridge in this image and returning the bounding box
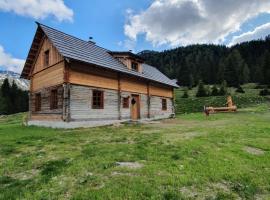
[36,21,110,52]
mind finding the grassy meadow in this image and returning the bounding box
[0,100,270,199]
[175,83,269,114]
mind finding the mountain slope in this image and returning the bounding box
[0,70,29,91]
[139,36,270,86]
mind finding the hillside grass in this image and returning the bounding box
[175,83,269,114]
[0,103,270,199]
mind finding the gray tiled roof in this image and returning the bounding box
[39,23,178,87]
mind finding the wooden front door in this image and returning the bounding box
[131,95,140,120]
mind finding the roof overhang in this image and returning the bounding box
[20,23,45,79]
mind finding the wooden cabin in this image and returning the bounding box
[21,23,179,128]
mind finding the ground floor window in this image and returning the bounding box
[92,90,104,109]
[162,98,167,111]
[35,93,41,111]
[123,97,129,108]
[50,89,58,110]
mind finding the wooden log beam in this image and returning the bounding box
[147,82,150,118]
[118,73,122,120]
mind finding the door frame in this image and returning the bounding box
[131,94,140,120]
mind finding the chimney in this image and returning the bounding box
[88,37,96,45]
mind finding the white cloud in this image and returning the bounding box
[229,23,270,46]
[124,0,270,47]
[0,0,73,22]
[0,45,25,73]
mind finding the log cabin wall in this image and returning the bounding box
[70,85,119,121]
[150,96,173,119]
[69,84,174,121]
[29,37,65,121]
[30,86,64,121]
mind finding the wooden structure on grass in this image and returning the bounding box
[21,22,178,125]
[204,96,237,115]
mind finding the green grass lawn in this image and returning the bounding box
[0,103,270,199]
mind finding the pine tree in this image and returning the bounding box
[188,74,194,89]
[211,85,219,96]
[0,78,29,115]
[224,50,246,87]
[182,88,189,98]
[219,80,228,96]
[242,64,250,84]
[196,81,208,97]
[261,50,270,85]
[217,60,225,84]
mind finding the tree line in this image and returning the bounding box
[139,35,270,87]
[0,79,29,115]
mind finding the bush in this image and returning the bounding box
[182,89,189,98]
[236,86,245,93]
[196,81,208,97]
[254,84,266,89]
[259,89,270,96]
[211,85,219,96]
[219,80,228,96]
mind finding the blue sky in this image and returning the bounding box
[0,0,270,73]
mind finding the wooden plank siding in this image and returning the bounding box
[31,61,65,92]
[32,37,63,74]
[149,84,173,98]
[69,68,119,90]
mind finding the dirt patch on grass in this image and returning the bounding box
[111,171,136,176]
[180,181,235,199]
[244,146,265,155]
[11,169,40,180]
[116,162,143,169]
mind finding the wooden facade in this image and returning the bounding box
[24,25,177,124]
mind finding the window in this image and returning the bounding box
[50,89,58,110]
[44,50,50,66]
[131,62,138,71]
[162,99,167,111]
[123,97,129,108]
[35,93,41,112]
[92,90,104,109]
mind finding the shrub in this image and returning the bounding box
[196,81,208,97]
[236,86,245,93]
[211,85,219,96]
[259,89,270,96]
[219,80,228,96]
[254,84,266,89]
[182,89,189,98]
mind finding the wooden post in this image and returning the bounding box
[62,59,71,122]
[172,87,176,117]
[147,82,151,118]
[28,79,33,121]
[62,83,71,122]
[118,73,122,120]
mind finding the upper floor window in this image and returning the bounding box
[50,89,58,110]
[92,90,104,109]
[131,62,139,71]
[44,50,50,67]
[162,99,167,111]
[35,93,41,112]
